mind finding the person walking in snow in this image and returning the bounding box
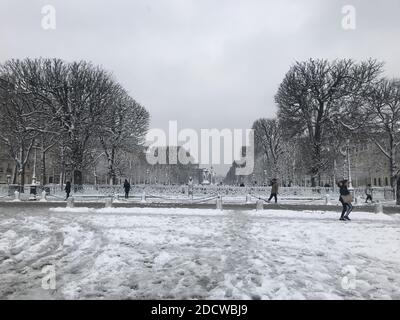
[365,184,373,203]
[188,176,194,197]
[123,179,131,199]
[338,180,353,221]
[65,181,71,200]
[267,178,279,203]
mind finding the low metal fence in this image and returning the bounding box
[0,183,395,201]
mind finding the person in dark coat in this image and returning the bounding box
[188,177,194,196]
[65,181,71,200]
[123,179,131,199]
[338,180,353,221]
[365,184,373,203]
[267,178,278,203]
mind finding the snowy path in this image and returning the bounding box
[0,207,399,299]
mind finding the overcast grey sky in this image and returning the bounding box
[1,0,400,173]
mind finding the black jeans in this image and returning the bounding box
[340,199,353,218]
[268,193,277,203]
[366,195,372,202]
[66,192,70,200]
[125,191,129,199]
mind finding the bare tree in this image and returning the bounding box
[275,58,383,186]
[98,89,149,185]
[38,59,118,188]
[252,118,284,180]
[0,67,42,188]
[362,79,400,204]
[16,59,60,185]
[0,58,151,189]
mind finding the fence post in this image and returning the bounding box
[67,197,74,208]
[216,195,223,210]
[354,196,362,205]
[246,194,251,204]
[324,194,331,205]
[13,190,21,202]
[374,202,383,214]
[105,198,113,208]
[141,192,147,203]
[39,190,47,202]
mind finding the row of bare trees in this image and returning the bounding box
[252,58,400,204]
[0,58,149,187]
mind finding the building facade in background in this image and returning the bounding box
[224,141,394,187]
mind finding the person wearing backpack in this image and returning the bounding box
[338,180,353,221]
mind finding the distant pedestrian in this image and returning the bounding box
[365,184,373,203]
[267,178,278,203]
[123,179,131,199]
[338,180,353,221]
[65,181,71,200]
[188,176,194,196]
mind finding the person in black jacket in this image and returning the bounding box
[338,180,353,221]
[123,179,131,199]
[267,178,279,203]
[65,181,71,200]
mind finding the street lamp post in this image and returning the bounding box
[29,145,39,200]
[333,159,337,192]
[339,139,353,193]
[32,146,38,185]
[346,139,353,189]
[344,139,355,200]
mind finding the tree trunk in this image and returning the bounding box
[73,170,83,192]
[18,147,24,188]
[389,144,396,200]
[311,176,316,187]
[60,146,65,191]
[108,148,116,185]
[397,176,400,205]
[60,172,64,190]
[310,143,321,187]
[12,164,17,184]
[19,166,25,192]
[71,143,84,191]
[41,150,46,186]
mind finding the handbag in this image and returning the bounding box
[341,194,353,204]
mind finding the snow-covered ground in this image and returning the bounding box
[0,207,399,299]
